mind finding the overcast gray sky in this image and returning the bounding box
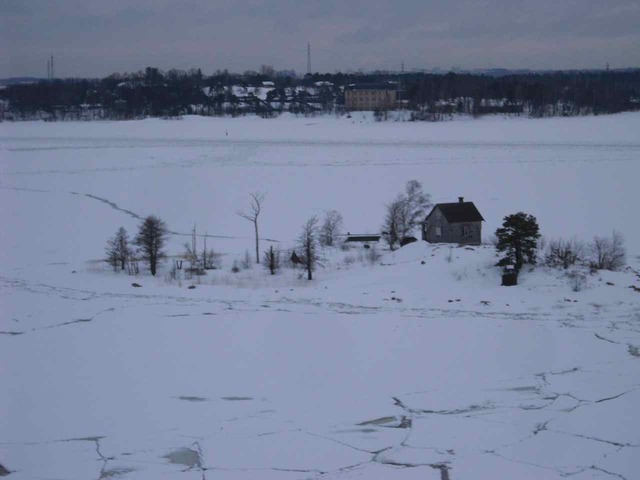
[2,0,639,78]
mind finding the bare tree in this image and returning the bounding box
[263,245,281,275]
[183,223,202,273]
[382,198,399,251]
[320,210,344,246]
[105,227,132,271]
[589,231,626,271]
[404,180,432,230]
[381,196,407,251]
[260,64,275,77]
[237,192,266,264]
[134,215,169,276]
[298,216,319,280]
[382,180,432,249]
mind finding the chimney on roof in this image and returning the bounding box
[458,196,464,203]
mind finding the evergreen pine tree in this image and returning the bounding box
[495,212,541,271]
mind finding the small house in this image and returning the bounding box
[422,197,484,245]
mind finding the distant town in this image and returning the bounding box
[1,66,639,121]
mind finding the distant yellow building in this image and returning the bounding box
[345,83,397,111]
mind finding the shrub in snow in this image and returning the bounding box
[263,246,281,275]
[343,255,356,266]
[231,261,241,274]
[589,231,626,271]
[182,224,220,273]
[567,270,587,292]
[544,238,585,269]
[537,235,547,254]
[446,246,454,264]
[168,262,179,281]
[366,244,382,265]
[495,212,541,271]
[452,268,468,282]
[203,249,222,270]
[240,250,252,270]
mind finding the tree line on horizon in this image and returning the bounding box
[2,67,639,120]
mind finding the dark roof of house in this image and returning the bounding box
[345,234,381,242]
[426,202,484,223]
[346,83,397,91]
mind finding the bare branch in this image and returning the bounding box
[237,192,266,263]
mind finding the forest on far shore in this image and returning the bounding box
[2,68,639,121]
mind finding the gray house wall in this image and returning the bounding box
[422,207,482,245]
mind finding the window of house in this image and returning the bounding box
[436,225,442,237]
[463,225,470,237]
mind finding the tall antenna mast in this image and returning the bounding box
[51,55,55,79]
[307,42,311,75]
[47,58,51,80]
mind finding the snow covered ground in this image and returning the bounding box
[1,113,639,479]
